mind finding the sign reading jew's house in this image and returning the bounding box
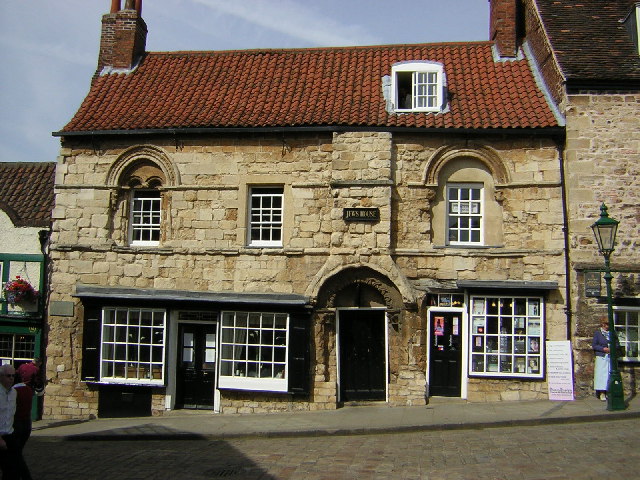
[584,271,601,297]
[546,340,574,401]
[343,208,380,222]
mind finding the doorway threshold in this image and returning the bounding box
[339,401,388,408]
[426,397,468,405]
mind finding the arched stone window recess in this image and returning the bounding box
[105,145,179,245]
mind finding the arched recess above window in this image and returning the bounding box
[106,145,180,188]
[106,146,178,247]
[423,145,510,187]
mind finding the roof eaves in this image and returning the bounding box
[54,125,565,138]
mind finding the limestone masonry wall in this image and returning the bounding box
[46,131,567,418]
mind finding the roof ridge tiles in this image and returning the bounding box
[149,40,494,57]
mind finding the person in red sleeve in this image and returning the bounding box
[16,359,41,391]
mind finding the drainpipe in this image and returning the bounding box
[558,139,573,341]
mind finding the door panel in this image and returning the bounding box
[176,323,217,409]
[339,310,386,401]
[429,312,462,397]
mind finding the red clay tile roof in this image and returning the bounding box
[0,163,56,227]
[60,42,559,133]
[535,0,640,85]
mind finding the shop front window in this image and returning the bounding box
[219,311,289,392]
[469,296,544,378]
[614,308,640,362]
[100,307,166,385]
[0,333,36,367]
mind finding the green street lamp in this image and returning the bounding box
[590,203,626,411]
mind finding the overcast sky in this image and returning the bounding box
[0,0,489,164]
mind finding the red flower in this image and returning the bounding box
[3,276,39,303]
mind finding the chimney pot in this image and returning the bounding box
[96,1,147,76]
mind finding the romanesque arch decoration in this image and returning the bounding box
[423,145,510,186]
[106,145,180,188]
[316,266,404,312]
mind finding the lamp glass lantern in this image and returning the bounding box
[591,204,619,255]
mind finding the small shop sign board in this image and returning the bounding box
[343,208,380,222]
[546,340,574,401]
[584,271,601,297]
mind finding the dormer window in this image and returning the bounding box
[392,61,445,112]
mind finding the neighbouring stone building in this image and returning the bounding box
[44,0,575,419]
[525,0,640,397]
[0,162,55,418]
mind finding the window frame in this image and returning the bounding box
[0,254,45,315]
[0,333,36,366]
[614,306,640,362]
[218,311,289,392]
[446,183,484,246]
[469,296,544,379]
[248,186,284,248]
[392,61,445,112]
[99,307,167,386]
[129,189,162,247]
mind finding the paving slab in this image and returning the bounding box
[31,395,640,441]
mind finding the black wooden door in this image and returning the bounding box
[339,310,386,401]
[176,323,217,409]
[429,312,462,397]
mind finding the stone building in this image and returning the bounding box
[0,162,55,417]
[522,0,640,396]
[45,0,569,419]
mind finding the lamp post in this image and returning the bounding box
[590,203,626,411]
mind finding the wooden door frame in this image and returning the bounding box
[425,305,468,399]
[166,312,220,412]
[336,307,388,403]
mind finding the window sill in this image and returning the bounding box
[218,376,288,393]
[394,108,442,113]
[468,373,544,380]
[619,358,640,364]
[434,245,498,249]
[87,379,166,387]
[113,245,173,254]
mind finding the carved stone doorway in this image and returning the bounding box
[316,267,403,404]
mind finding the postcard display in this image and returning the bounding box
[470,297,543,378]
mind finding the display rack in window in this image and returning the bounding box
[469,296,544,378]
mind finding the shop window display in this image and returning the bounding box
[470,296,544,378]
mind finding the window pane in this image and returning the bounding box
[249,188,284,246]
[219,311,289,382]
[130,191,161,245]
[100,308,166,383]
[469,296,544,377]
[447,185,483,245]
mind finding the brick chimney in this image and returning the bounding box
[489,0,520,58]
[96,0,147,75]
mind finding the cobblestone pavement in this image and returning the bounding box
[26,419,639,480]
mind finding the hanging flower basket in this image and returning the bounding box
[3,276,39,304]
